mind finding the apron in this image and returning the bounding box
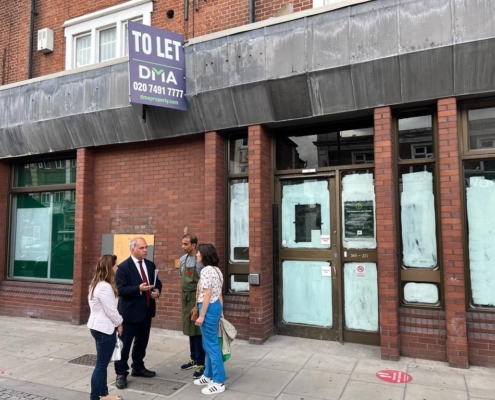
[181,256,202,336]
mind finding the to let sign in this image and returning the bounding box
[128,21,186,111]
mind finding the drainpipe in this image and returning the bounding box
[28,0,37,79]
[249,0,254,23]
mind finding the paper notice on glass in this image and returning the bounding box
[321,266,331,277]
[154,270,159,286]
[320,234,330,245]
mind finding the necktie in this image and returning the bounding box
[138,260,151,307]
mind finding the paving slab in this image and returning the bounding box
[465,372,495,399]
[304,352,358,375]
[407,366,466,391]
[228,366,296,397]
[216,391,275,399]
[283,368,348,400]
[221,359,255,385]
[47,342,96,360]
[8,340,74,360]
[254,348,312,372]
[230,343,272,363]
[0,377,83,400]
[29,363,93,388]
[153,354,200,381]
[2,356,64,381]
[404,384,468,400]
[0,354,26,371]
[339,380,404,400]
[277,394,322,400]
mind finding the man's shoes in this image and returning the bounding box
[115,374,127,389]
[131,367,156,378]
[180,359,196,370]
[192,365,205,378]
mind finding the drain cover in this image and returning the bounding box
[68,354,98,366]
[124,376,186,396]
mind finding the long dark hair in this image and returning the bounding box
[89,254,118,299]
[197,243,219,267]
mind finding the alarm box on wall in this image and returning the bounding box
[37,28,54,53]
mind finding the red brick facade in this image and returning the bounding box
[438,98,469,368]
[374,107,400,361]
[248,125,274,344]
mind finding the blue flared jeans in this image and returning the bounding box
[199,300,226,383]
[90,329,116,400]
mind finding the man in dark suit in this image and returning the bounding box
[114,237,162,390]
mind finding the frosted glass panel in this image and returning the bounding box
[230,180,249,262]
[403,282,439,304]
[401,171,437,268]
[342,173,376,249]
[344,263,378,331]
[283,260,332,327]
[467,176,495,306]
[281,180,330,248]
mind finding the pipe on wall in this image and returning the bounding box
[28,0,36,79]
[249,0,255,23]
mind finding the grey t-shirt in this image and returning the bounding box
[179,253,204,276]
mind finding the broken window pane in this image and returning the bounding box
[344,263,378,332]
[403,282,439,304]
[281,180,330,248]
[341,172,376,249]
[276,127,374,169]
[468,107,495,151]
[400,167,437,268]
[230,180,249,262]
[465,161,495,306]
[398,110,433,160]
[229,137,249,174]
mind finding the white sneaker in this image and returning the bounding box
[194,375,212,386]
[201,382,225,395]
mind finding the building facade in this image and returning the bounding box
[1,0,495,368]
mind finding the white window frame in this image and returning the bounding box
[412,144,433,159]
[63,0,153,70]
[352,151,374,165]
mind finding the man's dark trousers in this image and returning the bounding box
[115,308,152,376]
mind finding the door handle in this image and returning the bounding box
[332,265,336,278]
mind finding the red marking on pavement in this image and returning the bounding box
[0,370,4,374]
[376,369,412,383]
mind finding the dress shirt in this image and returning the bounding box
[131,255,150,283]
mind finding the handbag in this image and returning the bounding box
[111,332,123,362]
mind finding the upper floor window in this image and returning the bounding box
[63,0,152,70]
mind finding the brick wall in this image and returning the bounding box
[248,125,273,344]
[467,312,495,367]
[72,148,95,324]
[1,0,313,85]
[91,136,206,330]
[437,98,468,369]
[374,106,400,361]
[204,131,226,263]
[400,308,447,362]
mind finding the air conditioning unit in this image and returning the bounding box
[37,28,54,53]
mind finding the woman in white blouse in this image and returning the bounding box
[193,243,226,395]
[87,255,123,400]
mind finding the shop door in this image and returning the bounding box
[275,175,341,341]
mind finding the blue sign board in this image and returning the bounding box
[128,21,186,111]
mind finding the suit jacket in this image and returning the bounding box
[116,256,163,323]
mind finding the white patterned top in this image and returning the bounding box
[198,266,223,303]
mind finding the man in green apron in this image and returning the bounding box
[179,234,205,378]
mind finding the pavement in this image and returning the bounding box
[0,316,494,400]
